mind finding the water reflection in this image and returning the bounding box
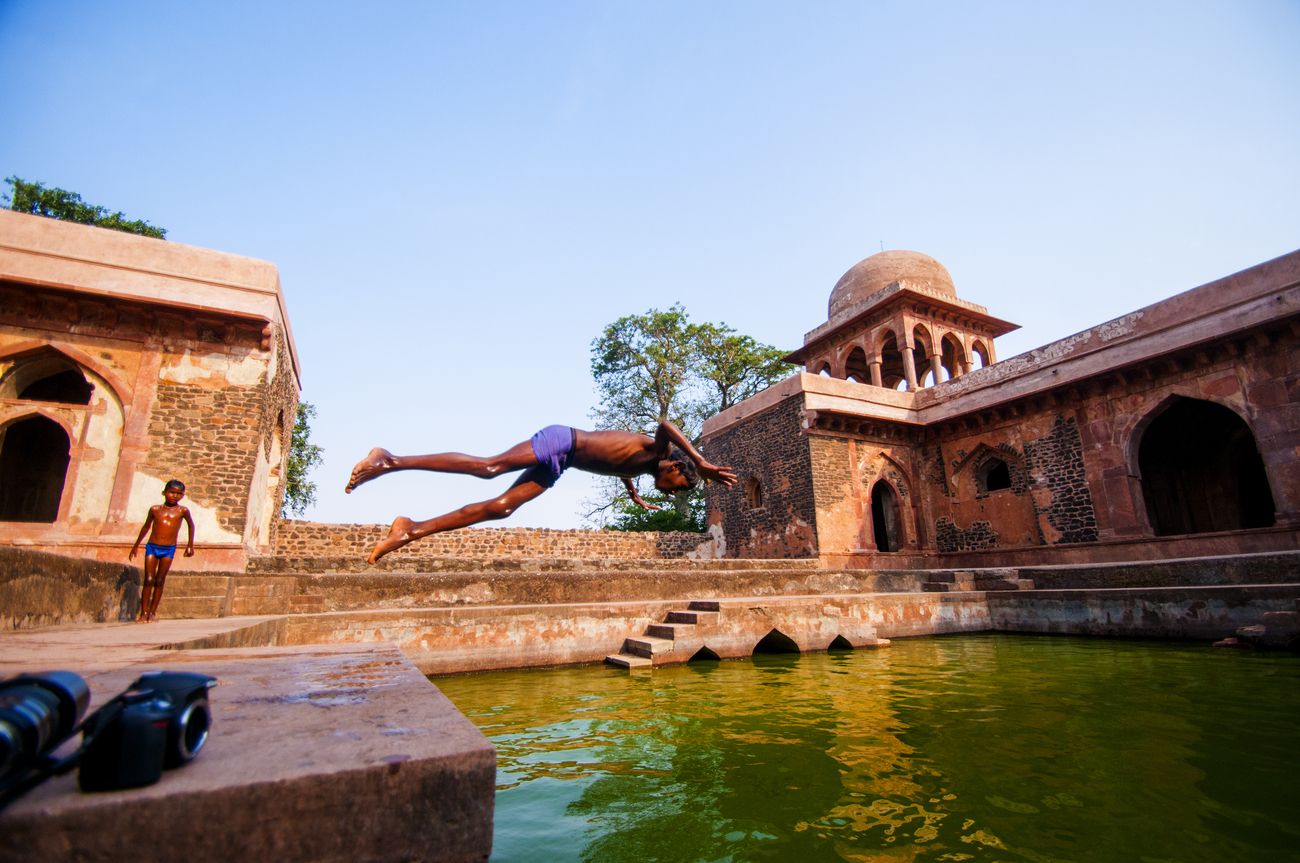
[435,635,1300,863]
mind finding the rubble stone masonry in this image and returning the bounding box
[702,396,818,558]
[272,520,711,560]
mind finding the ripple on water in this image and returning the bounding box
[435,635,1300,863]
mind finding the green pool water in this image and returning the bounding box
[434,635,1300,863]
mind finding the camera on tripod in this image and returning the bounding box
[0,669,215,808]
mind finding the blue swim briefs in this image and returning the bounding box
[145,542,177,559]
[530,425,576,488]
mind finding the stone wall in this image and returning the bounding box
[702,396,818,558]
[271,520,711,561]
[145,381,264,537]
[0,546,139,629]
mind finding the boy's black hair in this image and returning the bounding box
[164,479,186,492]
[666,448,700,489]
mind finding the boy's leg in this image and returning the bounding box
[367,468,550,563]
[147,556,175,621]
[346,441,538,493]
[139,555,157,621]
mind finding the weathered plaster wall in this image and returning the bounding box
[0,213,299,569]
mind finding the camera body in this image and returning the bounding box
[0,669,215,806]
[79,671,216,791]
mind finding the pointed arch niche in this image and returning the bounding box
[1136,397,1276,535]
[0,344,127,527]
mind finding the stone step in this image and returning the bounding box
[230,579,297,597]
[624,635,675,659]
[973,578,1020,591]
[157,597,224,619]
[666,610,719,625]
[229,597,290,616]
[604,653,652,668]
[688,600,721,612]
[250,555,820,574]
[923,580,974,592]
[163,576,231,597]
[646,622,692,640]
[289,595,328,613]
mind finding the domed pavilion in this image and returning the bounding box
[784,250,1018,390]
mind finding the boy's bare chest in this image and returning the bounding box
[154,507,185,528]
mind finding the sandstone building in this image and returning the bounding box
[702,249,1299,567]
[0,210,300,569]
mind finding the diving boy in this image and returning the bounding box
[129,479,195,621]
[346,420,737,563]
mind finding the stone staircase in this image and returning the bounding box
[605,600,721,668]
[922,569,1035,592]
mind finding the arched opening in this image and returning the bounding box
[977,457,1012,493]
[752,629,800,655]
[879,331,906,390]
[844,347,869,384]
[971,340,990,370]
[0,416,71,522]
[744,476,763,509]
[828,635,854,652]
[912,326,934,389]
[1138,398,1275,535]
[1,351,93,405]
[870,480,902,552]
[941,334,964,380]
[689,646,720,663]
[817,363,832,377]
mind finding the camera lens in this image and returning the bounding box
[174,697,211,762]
[0,672,90,779]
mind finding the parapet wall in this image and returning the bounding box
[0,546,139,629]
[272,520,713,562]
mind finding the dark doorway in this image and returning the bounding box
[0,416,71,522]
[1138,398,1275,535]
[870,480,902,552]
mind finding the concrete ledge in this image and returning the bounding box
[0,641,494,863]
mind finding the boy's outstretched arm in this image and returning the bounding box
[129,510,154,560]
[654,421,738,486]
[183,508,196,557]
[622,476,663,511]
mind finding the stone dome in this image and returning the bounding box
[828,250,956,319]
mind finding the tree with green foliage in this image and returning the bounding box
[282,401,324,517]
[588,306,790,531]
[4,176,167,239]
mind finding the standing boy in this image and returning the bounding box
[129,479,195,622]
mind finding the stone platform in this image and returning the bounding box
[0,621,494,863]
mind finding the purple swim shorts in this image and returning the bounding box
[530,425,576,487]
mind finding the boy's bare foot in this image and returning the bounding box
[346,448,396,493]
[368,517,414,564]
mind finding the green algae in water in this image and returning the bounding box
[433,635,1300,862]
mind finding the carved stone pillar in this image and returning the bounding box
[902,346,918,390]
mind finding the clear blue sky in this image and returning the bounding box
[3,1,1298,529]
